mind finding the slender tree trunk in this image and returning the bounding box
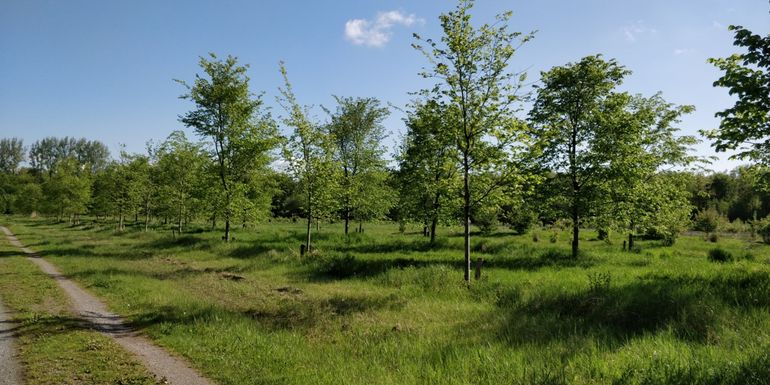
[430,192,440,244]
[358,221,363,233]
[572,209,579,259]
[305,215,312,255]
[463,154,471,283]
[224,219,231,242]
[570,124,579,259]
[430,217,437,244]
[344,209,350,235]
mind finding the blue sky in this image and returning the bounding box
[1,0,768,171]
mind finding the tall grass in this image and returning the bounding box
[4,217,770,384]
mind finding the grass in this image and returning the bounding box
[4,216,770,384]
[0,233,163,385]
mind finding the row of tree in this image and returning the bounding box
[1,0,767,283]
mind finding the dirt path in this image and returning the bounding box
[0,299,22,385]
[0,226,214,385]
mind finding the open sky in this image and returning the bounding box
[1,0,769,171]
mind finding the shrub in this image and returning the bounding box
[587,271,611,293]
[500,207,536,235]
[753,216,770,244]
[531,231,539,243]
[708,248,733,263]
[708,233,719,243]
[693,207,721,233]
[473,206,499,235]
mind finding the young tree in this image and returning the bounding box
[705,23,770,163]
[278,62,339,254]
[0,138,25,174]
[413,0,535,282]
[396,100,459,242]
[530,56,629,258]
[531,56,698,255]
[154,131,206,233]
[42,157,92,223]
[177,53,280,241]
[326,96,391,234]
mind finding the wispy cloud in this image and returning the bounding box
[673,48,695,56]
[621,20,657,42]
[712,20,726,30]
[344,10,423,47]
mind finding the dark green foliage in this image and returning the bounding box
[708,248,733,262]
[694,207,722,233]
[755,216,770,244]
[500,205,536,235]
[706,24,770,163]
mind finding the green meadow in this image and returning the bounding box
[3,217,770,385]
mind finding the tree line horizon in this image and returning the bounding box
[1,0,768,282]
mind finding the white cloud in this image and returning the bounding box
[673,48,695,56]
[344,10,423,47]
[621,20,657,42]
[712,20,726,30]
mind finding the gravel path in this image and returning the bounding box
[0,299,22,385]
[0,226,214,385]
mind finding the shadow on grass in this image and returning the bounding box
[68,264,250,283]
[129,292,406,332]
[310,248,596,281]
[483,269,770,347]
[0,314,91,339]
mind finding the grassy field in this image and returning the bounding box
[0,228,162,385]
[3,216,770,385]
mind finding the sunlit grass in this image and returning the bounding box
[4,216,770,384]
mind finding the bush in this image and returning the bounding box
[753,216,770,244]
[472,206,499,235]
[693,208,721,233]
[708,248,733,263]
[499,206,536,235]
[587,271,611,293]
[708,233,719,243]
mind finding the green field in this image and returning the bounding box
[3,217,770,385]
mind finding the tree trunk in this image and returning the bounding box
[430,216,437,244]
[571,211,579,259]
[463,155,471,283]
[119,212,124,232]
[305,215,312,255]
[344,209,350,235]
[224,219,231,242]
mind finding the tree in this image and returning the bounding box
[602,93,699,245]
[42,157,92,223]
[531,56,698,254]
[154,131,206,233]
[326,96,391,234]
[396,100,459,242]
[29,137,110,175]
[278,62,339,254]
[413,0,535,282]
[705,24,770,163]
[177,53,280,241]
[531,56,629,257]
[0,138,25,174]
